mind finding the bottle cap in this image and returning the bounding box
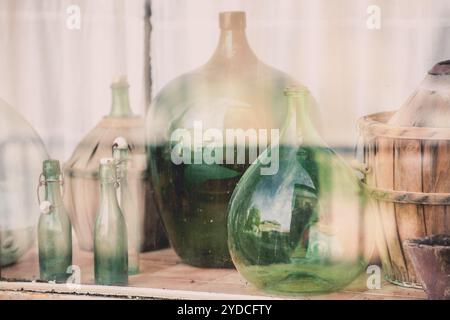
[113,137,128,150]
[43,159,61,180]
[219,11,246,30]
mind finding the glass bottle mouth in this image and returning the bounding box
[43,159,61,180]
[110,75,130,89]
[219,11,246,30]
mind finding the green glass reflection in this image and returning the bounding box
[228,87,369,295]
[38,160,72,283]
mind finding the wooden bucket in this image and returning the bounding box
[358,111,450,288]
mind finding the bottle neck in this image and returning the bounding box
[100,180,120,210]
[208,28,258,65]
[110,86,133,118]
[100,181,117,198]
[283,93,324,147]
[45,181,63,206]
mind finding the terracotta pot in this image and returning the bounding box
[404,235,450,300]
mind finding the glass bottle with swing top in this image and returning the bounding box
[113,137,140,275]
[38,159,72,283]
[94,158,128,286]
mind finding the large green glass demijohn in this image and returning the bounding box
[146,12,320,268]
[38,159,72,283]
[94,158,128,286]
[228,87,370,295]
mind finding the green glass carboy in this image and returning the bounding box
[94,158,128,286]
[38,159,72,283]
[146,11,316,268]
[228,87,370,295]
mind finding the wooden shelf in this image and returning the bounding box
[0,246,426,300]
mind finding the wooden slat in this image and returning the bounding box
[422,140,450,235]
[365,138,392,272]
[375,137,409,283]
[393,139,426,285]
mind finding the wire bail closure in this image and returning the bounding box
[112,140,130,188]
[36,172,65,207]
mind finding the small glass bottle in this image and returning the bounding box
[94,158,128,286]
[113,137,140,275]
[38,159,72,283]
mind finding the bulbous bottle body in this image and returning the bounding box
[228,88,371,295]
[0,99,48,267]
[146,12,304,268]
[38,205,72,283]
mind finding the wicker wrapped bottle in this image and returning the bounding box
[146,11,318,268]
[64,77,167,252]
[358,60,450,287]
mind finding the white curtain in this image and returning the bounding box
[151,0,450,149]
[1,0,450,159]
[0,0,148,161]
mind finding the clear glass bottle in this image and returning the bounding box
[113,137,140,275]
[228,87,370,295]
[1,99,48,268]
[94,158,128,286]
[146,11,317,268]
[38,159,72,283]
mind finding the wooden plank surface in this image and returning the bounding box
[422,140,450,235]
[375,138,408,282]
[394,139,426,285]
[0,244,426,300]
